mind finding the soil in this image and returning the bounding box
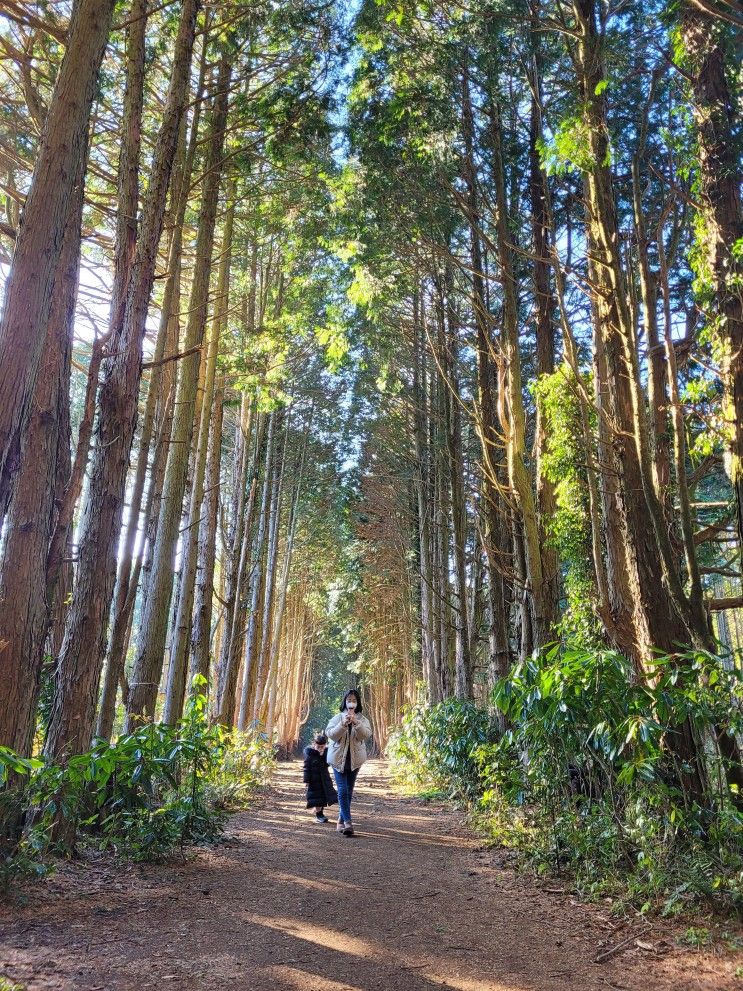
[1,760,741,991]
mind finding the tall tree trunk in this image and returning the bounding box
[528,20,560,636]
[632,148,672,513]
[412,295,438,703]
[458,66,510,683]
[45,0,199,761]
[0,146,83,754]
[254,419,289,724]
[266,418,310,737]
[681,4,743,579]
[0,0,115,504]
[46,297,113,594]
[189,372,225,686]
[163,188,235,722]
[214,394,252,706]
[232,414,275,728]
[212,252,262,718]
[573,0,709,800]
[437,273,472,697]
[432,382,452,699]
[592,306,639,652]
[575,0,710,649]
[127,57,231,727]
[97,34,208,740]
[486,84,550,650]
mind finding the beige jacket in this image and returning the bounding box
[325,712,372,772]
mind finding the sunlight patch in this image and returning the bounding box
[244,913,376,958]
[246,913,524,990]
[264,965,365,990]
[262,869,341,894]
[422,973,521,991]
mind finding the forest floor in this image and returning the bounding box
[1,760,741,991]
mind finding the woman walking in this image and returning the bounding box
[326,689,372,836]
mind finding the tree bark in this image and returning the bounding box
[437,272,472,697]
[528,19,560,637]
[231,414,276,729]
[458,66,510,683]
[0,0,115,507]
[254,418,288,724]
[164,188,235,723]
[189,372,225,686]
[487,85,551,651]
[0,143,83,754]
[681,4,743,579]
[215,396,254,720]
[412,294,438,703]
[127,56,231,727]
[45,0,199,761]
[573,0,709,800]
[265,416,310,737]
[97,22,210,740]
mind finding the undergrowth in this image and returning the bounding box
[388,646,743,917]
[0,677,274,894]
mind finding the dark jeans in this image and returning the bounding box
[333,767,359,823]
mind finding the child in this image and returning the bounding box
[303,733,337,824]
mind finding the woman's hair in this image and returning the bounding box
[314,733,328,745]
[339,689,363,714]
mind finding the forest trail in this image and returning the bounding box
[0,761,738,991]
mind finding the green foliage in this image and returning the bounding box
[538,110,598,176]
[679,926,713,948]
[314,309,351,372]
[0,978,27,991]
[535,366,601,645]
[388,698,501,802]
[0,681,274,893]
[389,647,743,914]
[0,748,43,786]
[203,730,275,811]
[482,647,743,913]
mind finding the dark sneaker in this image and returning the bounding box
[342,823,355,836]
[314,814,329,823]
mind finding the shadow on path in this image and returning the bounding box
[0,760,735,990]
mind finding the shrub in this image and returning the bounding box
[1,679,274,889]
[388,698,501,802]
[204,729,276,810]
[388,646,743,914]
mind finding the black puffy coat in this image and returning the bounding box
[303,746,337,808]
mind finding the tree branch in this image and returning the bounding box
[0,1,68,42]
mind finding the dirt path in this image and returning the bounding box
[1,760,740,991]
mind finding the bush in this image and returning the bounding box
[0,680,274,889]
[204,729,276,811]
[0,748,50,894]
[388,647,743,915]
[388,698,501,802]
[481,646,743,912]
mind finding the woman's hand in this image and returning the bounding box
[353,715,372,741]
